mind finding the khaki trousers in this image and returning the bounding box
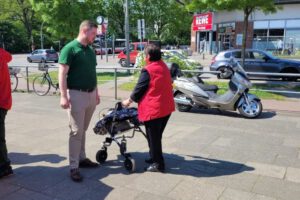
[67,89,96,169]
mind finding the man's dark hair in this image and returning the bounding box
[79,20,98,31]
[144,44,161,61]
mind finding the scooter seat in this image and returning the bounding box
[192,76,204,84]
[196,83,219,93]
[190,76,218,92]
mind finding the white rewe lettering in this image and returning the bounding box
[196,15,208,25]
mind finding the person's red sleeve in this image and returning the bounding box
[0,48,12,63]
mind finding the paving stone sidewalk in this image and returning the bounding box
[1,93,300,200]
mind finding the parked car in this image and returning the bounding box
[210,49,300,81]
[27,49,58,63]
[118,42,148,67]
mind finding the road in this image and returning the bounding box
[10,54,124,69]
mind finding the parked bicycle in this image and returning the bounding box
[33,63,59,96]
[9,67,20,92]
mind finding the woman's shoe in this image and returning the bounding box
[145,163,165,173]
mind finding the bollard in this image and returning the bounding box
[203,53,205,60]
[26,67,30,92]
[114,68,118,100]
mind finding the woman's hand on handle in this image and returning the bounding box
[122,98,133,108]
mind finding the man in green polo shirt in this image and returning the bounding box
[58,20,100,182]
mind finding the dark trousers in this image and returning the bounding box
[144,115,171,167]
[0,108,10,169]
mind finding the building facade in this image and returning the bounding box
[191,0,300,54]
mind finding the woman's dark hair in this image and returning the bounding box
[144,44,161,61]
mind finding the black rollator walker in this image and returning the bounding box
[93,102,147,172]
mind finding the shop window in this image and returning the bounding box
[253,29,268,41]
[213,31,216,41]
[285,29,300,49]
[269,29,284,36]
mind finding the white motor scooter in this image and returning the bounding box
[172,58,263,118]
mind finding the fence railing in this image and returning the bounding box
[8,65,300,100]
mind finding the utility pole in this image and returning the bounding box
[124,0,130,67]
[40,21,45,49]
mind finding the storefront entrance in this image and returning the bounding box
[218,33,235,51]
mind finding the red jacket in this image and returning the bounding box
[138,60,175,121]
[0,48,12,110]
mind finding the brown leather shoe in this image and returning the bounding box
[79,158,99,168]
[70,168,83,182]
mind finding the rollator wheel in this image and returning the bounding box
[124,157,136,172]
[96,149,108,164]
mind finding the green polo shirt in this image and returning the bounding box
[59,39,97,90]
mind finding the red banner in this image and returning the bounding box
[193,12,213,31]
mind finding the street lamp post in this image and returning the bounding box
[124,0,130,68]
[40,21,45,49]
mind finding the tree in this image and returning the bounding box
[185,0,278,66]
[0,21,28,53]
[30,0,105,42]
[0,0,37,51]
[131,0,192,44]
[102,0,125,38]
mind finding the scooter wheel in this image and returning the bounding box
[96,149,108,164]
[238,99,263,118]
[124,157,136,172]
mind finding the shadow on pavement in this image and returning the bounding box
[1,165,114,200]
[8,152,66,165]
[103,152,254,178]
[1,152,254,199]
[189,108,276,119]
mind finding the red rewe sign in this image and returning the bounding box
[193,12,213,31]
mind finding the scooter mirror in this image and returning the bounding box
[170,63,182,79]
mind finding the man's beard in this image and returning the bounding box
[85,37,94,45]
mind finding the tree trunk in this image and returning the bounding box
[241,8,250,68]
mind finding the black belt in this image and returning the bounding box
[69,87,95,93]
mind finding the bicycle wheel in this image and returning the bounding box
[33,75,51,96]
[10,74,18,92]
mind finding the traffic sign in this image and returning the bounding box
[137,19,145,39]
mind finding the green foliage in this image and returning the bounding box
[30,0,105,41]
[131,0,192,44]
[0,22,28,53]
[135,51,202,70]
[1,0,194,52]
[0,0,37,50]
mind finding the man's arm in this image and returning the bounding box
[95,86,100,105]
[59,64,70,109]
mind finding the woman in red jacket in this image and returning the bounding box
[123,44,175,172]
[0,48,13,179]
